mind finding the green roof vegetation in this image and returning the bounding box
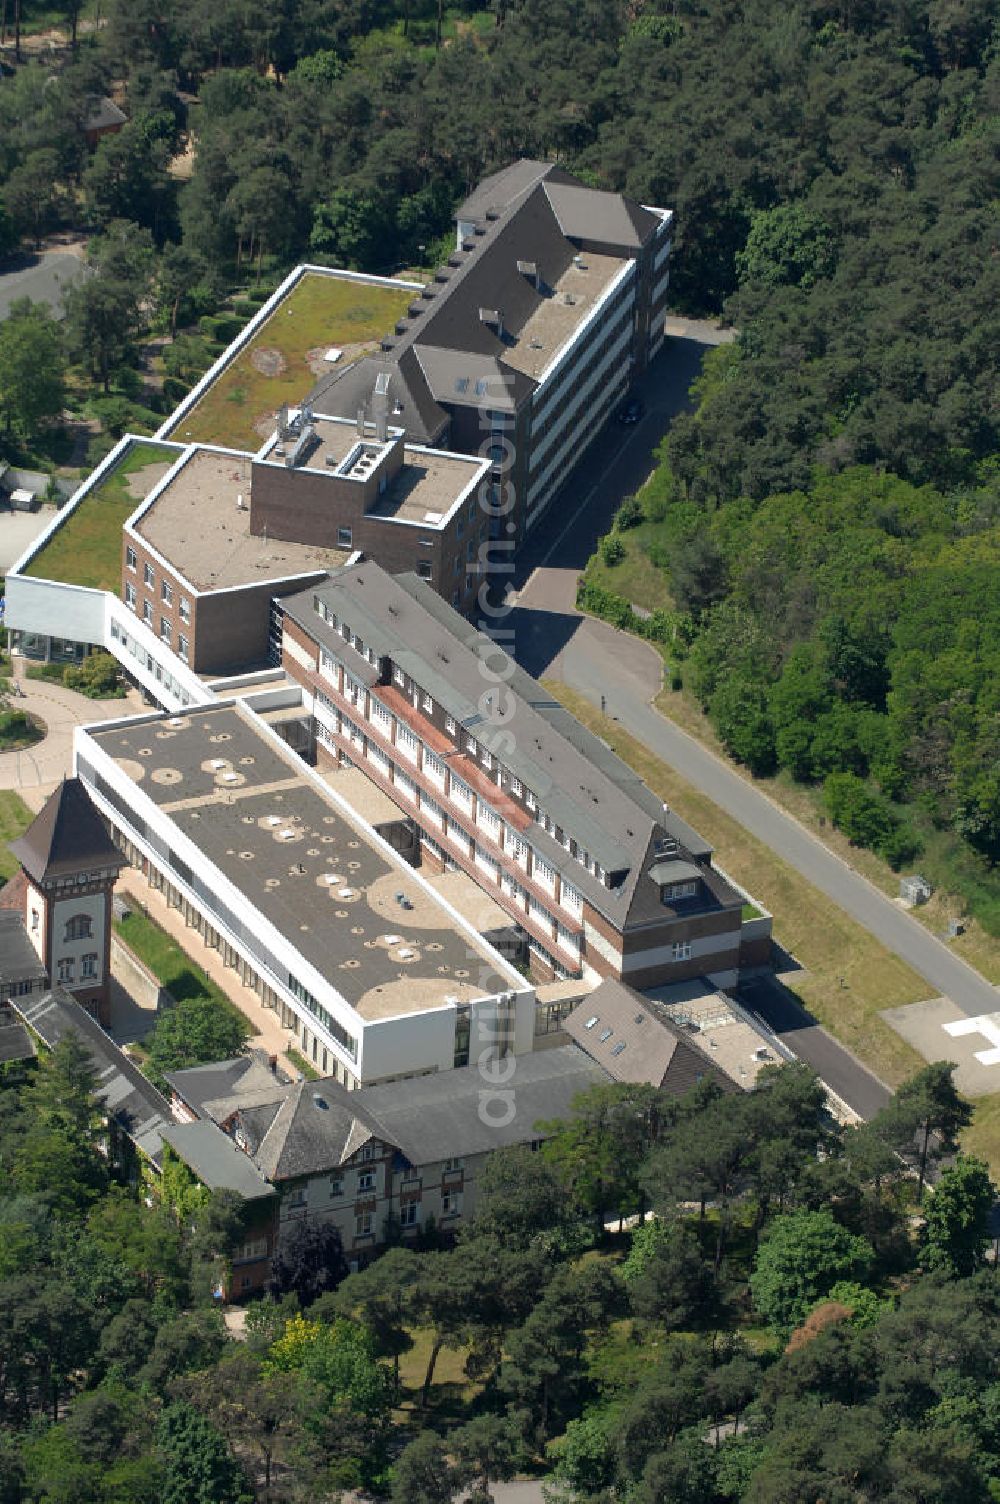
[171,272,415,451]
[22,441,177,594]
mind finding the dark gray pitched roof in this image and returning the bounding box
[10,778,122,886]
[359,1045,607,1163]
[564,979,736,1094]
[164,1053,283,1117]
[282,563,732,928]
[193,1046,605,1181]
[161,1122,275,1200]
[309,162,659,445]
[0,912,47,987]
[543,180,660,251]
[83,96,127,132]
[456,159,556,222]
[0,1022,35,1063]
[15,988,172,1166]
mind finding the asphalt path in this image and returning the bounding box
[501,318,999,1116]
[0,250,88,319]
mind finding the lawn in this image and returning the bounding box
[115,904,235,1011]
[0,791,34,882]
[583,523,673,613]
[23,440,176,594]
[170,272,415,451]
[545,684,929,1088]
[961,1095,1000,1180]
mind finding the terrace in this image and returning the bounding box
[168,272,417,451]
[22,440,178,595]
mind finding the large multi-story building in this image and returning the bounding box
[118,424,490,676]
[74,697,535,1086]
[5,159,671,683]
[309,159,672,549]
[278,561,771,990]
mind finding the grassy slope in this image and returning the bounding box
[0,792,34,881]
[544,683,928,1087]
[173,273,415,450]
[114,905,244,1021]
[23,440,174,594]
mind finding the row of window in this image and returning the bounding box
[286,972,359,1061]
[125,550,191,620]
[108,618,194,704]
[123,587,191,662]
[57,954,98,983]
[328,701,585,933]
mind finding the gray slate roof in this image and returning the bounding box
[196,1045,606,1182]
[309,161,660,438]
[164,1053,286,1117]
[0,1022,35,1063]
[161,1121,275,1200]
[360,1044,607,1164]
[564,979,735,1095]
[0,912,47,987]
[15,988,172,1166]
[282,563,733,930]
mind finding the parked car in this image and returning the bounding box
[617,397,644,425]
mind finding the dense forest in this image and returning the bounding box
[3,1034,1000,1502]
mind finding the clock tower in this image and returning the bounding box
[9,779,123,1028]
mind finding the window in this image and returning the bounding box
[466,736,477,756]
[337,526,353,548]
[400,1201,419,1227]
[30,910,39,933]
[329,1176,344,1198]
[356,1213,373,1237]
[393,666,405,687]
[125,582,136,610]
[64,914,93,942]
[161,580,173,605]
[481,750,492,770]
[445,715,456,735]
[288,1187,308,1209]
[178,634,189,664]
[57,958,74,984]
[125,546,136,571]
[358,1170,376,1192]
[160,617,171,644]
[526,790,537,811]
[671,940,693,961]
[422,692,433,713]
[511,777,523,796]
[142,600,153,625]
[234,1236,268,1263]
[441,1192,462,1218]
[143,563,154,588]
[443,1158,463,1173]
[417,560,432,581]
[179,597,190,623]
[80,953,98,979]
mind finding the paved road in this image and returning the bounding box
[0,665,138,809]
[738,976,892,1119]
[502,316,1000,1113]
[0,250,88,320]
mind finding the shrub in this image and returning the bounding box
[615,494,644,529]
[63,652,123,699]
[600,534,626,566]
[162,375,192,405]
